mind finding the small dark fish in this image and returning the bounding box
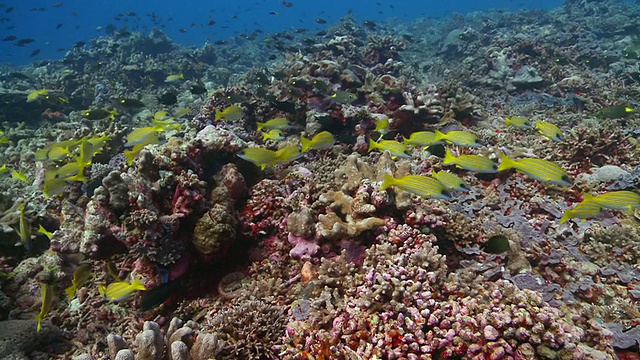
[158,92,177,105]
[189,84,207,95]
[29,49,40,57]
[481,235,511,254]
[2,35,16,41]
[363,20,377,30]
[269,11,279,15]
[178,28,186,33]
[294,28,307,33]
[52,2,63,8]
[5,7,13,13]
[225,94,247,103]
[117,98,145,108]
[207,20,216,26]
[16,38,35,46]
[55,23,62,30]
[315,18,327,24]
[126,11,137,16]
[214,40,227,45]
[73,41,86,48]
[281,1,294,7]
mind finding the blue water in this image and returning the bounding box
[0,0,563,66]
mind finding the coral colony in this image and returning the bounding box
[1,0,640,359]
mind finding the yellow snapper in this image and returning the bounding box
[583,191,640,211]
[403,131,439,147]
[262,129,284,142]
[434,130,481,147]
[99,277,146,302]
[498,154,571,186]
[559,200,602,224]
[16,203,31,250]
[35,283,53,332]
[257,117,290,131]
[301,131,335,152]
[368,138,410,158]
[65,263,92,300]
[505,117,530,127]
[275,145,303,162]
[215,105,243,122]
[36,144,71,161]
[534,120,563,141]
[11,169,28,182]
[373,115,390,137]
[237,147,281,170]
[125,133,160,166]
[432,170,470,192]
[381,173,450,200]
[27,89,48,102]
[37,224,54,240]
[443,148,497,173]
[164,73,184,83]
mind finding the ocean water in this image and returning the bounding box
[1,0,563,66]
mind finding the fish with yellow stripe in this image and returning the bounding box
[35,283,53,332]
[435,130,482,147]
[559,200,602,224]
[300,131,335,152]
[535,120,563,141]
[432,170,470,192]
[498,154,571,186]
[583,191,640,211]
[381,173,450,200]
[99,277,146,302]
[65,263,92,300]
[443,148,497,173]
[368,138,410,158]
[403,131,440,148]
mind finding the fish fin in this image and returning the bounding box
[65,285,76,300]
[368,138,377,152]
[497,154,517,172]
[300,136,311,153]
[443,148,455,165]
[380,173,395,191]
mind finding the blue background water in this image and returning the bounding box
[0,0,563,66]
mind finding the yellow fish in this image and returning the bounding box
[443,148,497,173]
[381,173,450,200]
[65,263,92,300]
[434,130,481,147]
[373,115,390,138]
[215,105,243,122]
[237,147,281,170]
[498,154,571,186]
[16,203,32,250]
[35,283,53,332]
[99,277,146,302]
[432,171,470,192]
[27,89,48,102]
[37,224,54,240]
[165,73,184,83]
[368,138,410,158]
[559,200,602,224]
[257,117,289,131]
[125,133,160,165]
[11,169,28,182]
[535,120,563,141]
[275,145,302,162]
[300,131,335,152]
[583,191,640,211]
[505,117,530,127]
[262,129,284,142]
[403,131,439,147]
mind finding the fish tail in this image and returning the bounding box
[434,130,446,141]
[559,211,571,224]
[402,136,411,145]
[261,132,269,142]
[36,317,42,332]
[368,138,377,152]
[65,285,76,300]
[443,148,455,165]
[380,173,395,190]
[124,149,136,166]
[300,136,311,152]
[256,122,266,131]
[505,117,512,126]
[497,154,517,172]
[215,109,223,122]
